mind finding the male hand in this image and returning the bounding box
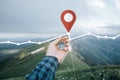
[46,36,69,63]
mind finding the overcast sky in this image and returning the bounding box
[0,0,120,38]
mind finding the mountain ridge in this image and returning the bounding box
[71,35,120,66]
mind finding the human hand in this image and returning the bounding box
[46,36,69,63]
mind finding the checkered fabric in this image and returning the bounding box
[25,56,58,80]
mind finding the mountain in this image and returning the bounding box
[0,36,56,50]
[71,35,120,66]
[0,35,120,80]
[0,44,33,63]
[0,44,32,50]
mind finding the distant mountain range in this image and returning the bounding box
[72,35,120,66]
[0,37,52,50]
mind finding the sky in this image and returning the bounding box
[0,0,120,39]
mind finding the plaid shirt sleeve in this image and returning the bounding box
[25,56,58,80]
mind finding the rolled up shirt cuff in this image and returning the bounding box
[39,56,58,72]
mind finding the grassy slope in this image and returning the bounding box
[0,43,47,79]
[0,43,120,80]
[0,43,88,80]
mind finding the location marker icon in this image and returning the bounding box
[61,10,76,32]
[58,10,76,50]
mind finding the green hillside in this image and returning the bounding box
[0,43,88,80]
[0,43,47,79]
[1,42,120,80]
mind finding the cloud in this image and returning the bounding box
[0,33,56,39]
[88,0,106,9]
[93,23,120,35]
[115,0,120,10]
[76,19,120,35]
[77,20,108,28]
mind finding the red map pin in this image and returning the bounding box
[61,10,76,32]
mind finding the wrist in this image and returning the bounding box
[46,55,58,61]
